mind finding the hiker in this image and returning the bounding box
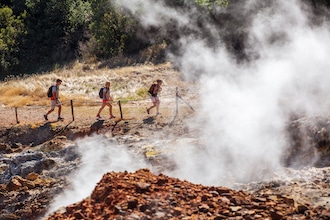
[147,79,162,115]
[96,81,115,120]
[44,79,63,121]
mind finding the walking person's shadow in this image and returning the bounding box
[143,117,155,124]
[90,120,104,132]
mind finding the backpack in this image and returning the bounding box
[99,87,109,99]
[47,86,54,98]
[148,84,156,95]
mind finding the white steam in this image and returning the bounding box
[47,0,330,215]
[114,0,330,185]
[45,135,149,216]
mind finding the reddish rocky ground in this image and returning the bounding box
[47,169,330,220]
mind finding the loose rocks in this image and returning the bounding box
[46,169,330,219]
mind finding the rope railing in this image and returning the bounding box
[0,88,196,126]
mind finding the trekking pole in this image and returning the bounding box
[70,100,75,121]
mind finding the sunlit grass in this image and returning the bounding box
[0,61,182,109]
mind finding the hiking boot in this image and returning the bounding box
[109,115,116,119]
[96,115,102,120]
[58,117,64,120]
[44,114,48,121]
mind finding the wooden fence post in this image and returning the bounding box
[15,107,19,124]
[176,87,179,115]
[118,100,123,119]
[70,100,74,121]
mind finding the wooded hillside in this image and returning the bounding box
[0,0,328,79]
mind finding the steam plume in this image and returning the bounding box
[115,0,330,185]
[47,0,330,215]
[45,135,149,216]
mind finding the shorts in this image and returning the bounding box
[102,99,112,104]
[50,100,61,109]
[151,96,159,103]
[102,97,113,103]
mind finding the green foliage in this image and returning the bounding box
[22,0,69,66]
[0,6,26,74]
[67,0,92,33]
[195,0,230,8]
[2,0,234,76]
[89,0,137,58]
[2,0,330,79]
[9,0,27,15]
[15,0,93,73]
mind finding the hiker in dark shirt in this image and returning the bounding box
[147,79,162,115]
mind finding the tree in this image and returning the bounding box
[15,0,92,73]
[0,6,26,76]
[89,0,138,58]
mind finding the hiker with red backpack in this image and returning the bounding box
[96,81,115,120]
[146,79,163,115]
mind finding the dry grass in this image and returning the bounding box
[0,62,182,108]
[0,60,198,126]
[0,45,199,125]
